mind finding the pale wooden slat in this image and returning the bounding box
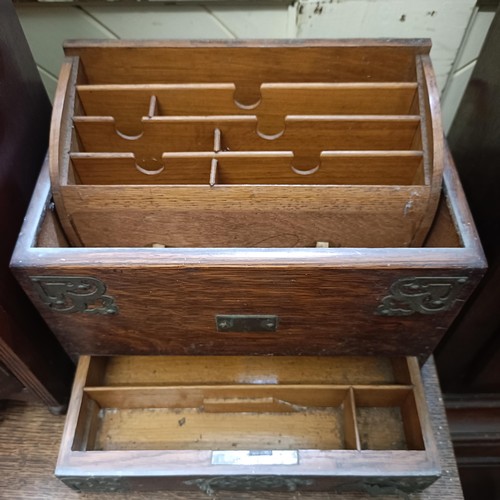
[60,183,429,247]
[73,116,422,171]
[101,356,398,386]
[71,151,423,186]
[76,83,418,137]
[84,385,349,410]
[64,42,427,108]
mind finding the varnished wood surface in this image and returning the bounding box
[71,152,424,186]
[63,40,430,102]
[76,83,418,138]
[62,356,428,458]
[49,40,441,248]
[0,358,464,499]
[10,158,486,363]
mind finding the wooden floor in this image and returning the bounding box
[0,360,464,500]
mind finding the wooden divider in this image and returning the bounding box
[70,151,424,186]
[65,41,427,106]
[72,115,422,174]
[76,82,419,137]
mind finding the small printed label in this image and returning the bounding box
[211,450,298,466]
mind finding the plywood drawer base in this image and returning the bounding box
[57,355,440,494]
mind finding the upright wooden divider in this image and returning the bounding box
[70,151,424,186]
[344,388,360,450]
[76,82,419,137]
[73,115,421,162]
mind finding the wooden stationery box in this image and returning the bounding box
[10,40,486,362]
[57,355,440,493]
[9,39,486,494]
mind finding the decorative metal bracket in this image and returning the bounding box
[30,276,118,315]
[376,276,468,316]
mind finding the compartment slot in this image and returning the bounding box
[258,83,418,136]
[73,116,253,159]
[93,406,345,451]
[62,183,428,248]
[84,385,349,410]
[71,393,101,452]
[82,385,349,451]
[213,152,423,186]
[70,151,423,187]
[70,153,212,185]
[72,115,422,177]
[354,387,424,451]
[67,44,422,95]
[74,116,420,155]
[76,83,419,138]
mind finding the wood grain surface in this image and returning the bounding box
[63,40,430,105]
[76,83,418,138]
[0,358,464,499]
[49,40,442,248]
[10,157,486,363]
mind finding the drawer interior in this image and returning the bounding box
[72,356,426,453]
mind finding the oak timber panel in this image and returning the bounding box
[10,153,486,362]
[13,266,481,361]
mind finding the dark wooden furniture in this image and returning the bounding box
[435,6,500,500]
[10,39,486,492]
[0,0,73,412]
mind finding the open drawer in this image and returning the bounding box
[57,355,440,493]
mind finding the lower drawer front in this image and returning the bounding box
[57,355,440,493]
